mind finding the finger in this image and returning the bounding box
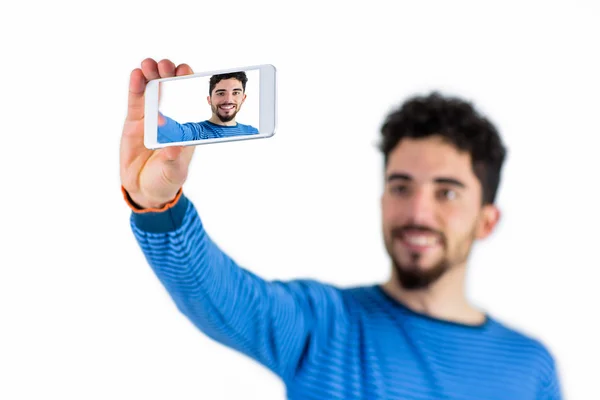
[125,68,147,122]
[157,60,177,107]
[159,145,195,186]
[175,63,194,76]
[160,145,195,164]
[160,145,184,161]
[156,62,192,118]
[141,58,160,81]
[180,145,196,166]
[157,59,176,78]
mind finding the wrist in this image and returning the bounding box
[130,194,168,210]
[121,187,181,212]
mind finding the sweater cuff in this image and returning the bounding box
[121,186,189,233]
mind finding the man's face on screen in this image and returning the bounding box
[207,78,246,123]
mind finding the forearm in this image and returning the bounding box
[126,190,318,378]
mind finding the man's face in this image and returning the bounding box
[381,136,500,290]
[207,78,246,123]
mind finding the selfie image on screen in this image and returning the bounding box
[157,69,260,144]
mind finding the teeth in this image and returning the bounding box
[405,235,437,246]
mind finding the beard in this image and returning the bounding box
[212,103,238,123]
[386,224,475,290]
[392,252,451,290]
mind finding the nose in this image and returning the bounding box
[406,187,436,225]
[224,92,235,103]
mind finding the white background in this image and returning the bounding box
[1,1,598,399]
[159,68,260,134]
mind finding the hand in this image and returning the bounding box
[120,58,195,209]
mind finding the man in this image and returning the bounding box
[121,58,562,399]
[158,70,259,143]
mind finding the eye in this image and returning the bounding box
[438,188,458,201]
[390,185,409,195]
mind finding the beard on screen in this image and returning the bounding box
[212,103,239,123]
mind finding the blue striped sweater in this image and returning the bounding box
[158,114,259,143]
[129,192,563,399]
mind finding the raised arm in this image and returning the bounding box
[123,188,344,379]
[119,58,346,381]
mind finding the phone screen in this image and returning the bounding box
[145,64,276,149]
[157,69,261,144]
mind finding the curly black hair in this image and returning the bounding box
[209,71,248,96]
[378,92,507,205]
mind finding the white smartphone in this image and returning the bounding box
[144,64,277,149]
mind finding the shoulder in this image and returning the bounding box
[488,318,560,380]
[279,279,347,306]
[195,120,213,128]
[275,279,358,321]
[490,319,553,351]
[236,122,259,133]
[286,281,375,305]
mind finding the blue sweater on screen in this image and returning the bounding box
[129,192,563,400]
[158,114,259,143]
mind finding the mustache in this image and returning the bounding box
[391,225,446,244]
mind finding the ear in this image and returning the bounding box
[207,95,211,105]
[475,204,501,240]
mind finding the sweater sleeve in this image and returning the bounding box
[125,189,348,381]
[157,114,203,143]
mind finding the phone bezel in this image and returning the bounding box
[144,64,277,150]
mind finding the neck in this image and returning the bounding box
[380,264,486,326]
[208,115,237,126]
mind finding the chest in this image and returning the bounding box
[289,320,540,399]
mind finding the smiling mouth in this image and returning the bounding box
[219,104,236,111]
[398,231,441,251]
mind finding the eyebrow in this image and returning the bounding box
[214,88,243,93]
[386,173,466,188]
